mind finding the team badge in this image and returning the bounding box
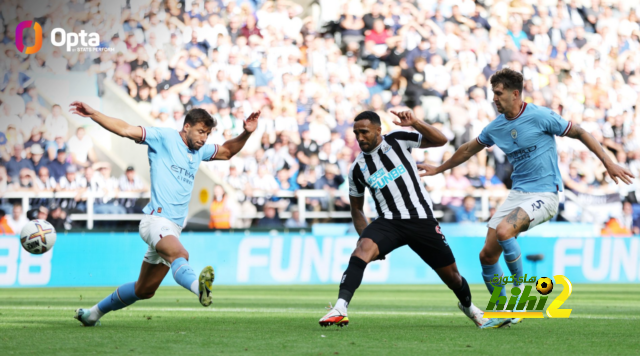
[511,129,518,139]
[188,154,192,162]
[381,142,391,154]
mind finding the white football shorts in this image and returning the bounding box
[487,190,559,231]
[139,214,183,267]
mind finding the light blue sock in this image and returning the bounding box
[498,237,523,286]
[482,263,507,308]
[171,257,199,295]
[97,281,140,313]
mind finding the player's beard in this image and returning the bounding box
[186,136,199,150]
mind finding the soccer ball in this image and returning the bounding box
[536,277,554,295]
[20,220,57,254]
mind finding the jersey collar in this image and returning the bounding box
[505,102,527,121]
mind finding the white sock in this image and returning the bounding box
[88,305,105,323]
[190,280,199,296]
[335,298,348,311]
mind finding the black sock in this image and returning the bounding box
[453,276,472,308]
[337,256,368,305]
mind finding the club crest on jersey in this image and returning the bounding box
[511,129,518,139]
[188,154,192,162]
[381,142,392,154]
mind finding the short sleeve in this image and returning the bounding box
[348,163,366,197]
[539,109,572,137]
[200,144,219,161]
[476,127,495,147]
[137,126,164,147]
[385,130,422,150]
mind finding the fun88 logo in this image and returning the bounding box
[368,165,407,190]
[15,21,43,54]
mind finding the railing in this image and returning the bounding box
[2,189,510,230]
[2,191,151,230]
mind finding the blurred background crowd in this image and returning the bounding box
[0,0,639,233]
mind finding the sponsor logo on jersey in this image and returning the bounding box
[171,165,195,184]
[507,145,537,163]
[367,165,407,190]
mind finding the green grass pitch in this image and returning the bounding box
[1,284,638,355]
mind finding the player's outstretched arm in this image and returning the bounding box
[565,124,635,185]
[214,111,261,160]
[390,110,448,148]
[349,195,368,236]
[69,101,142,142]
[417,138,484,177]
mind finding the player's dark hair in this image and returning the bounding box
[183,108,216,129]
[490,68,524,94]
[354,111,381,126]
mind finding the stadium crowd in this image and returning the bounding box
[0,0,639,232]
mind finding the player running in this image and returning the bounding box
[418,68,635,328]
[319,110,491,329]
[69,102,260,326]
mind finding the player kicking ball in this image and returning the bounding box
[319,110,490,329]
[69,102,260,326]
[418,68,635,328]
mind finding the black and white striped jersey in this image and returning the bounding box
[348,131,435,220]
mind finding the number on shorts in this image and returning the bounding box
[531,200,544,211]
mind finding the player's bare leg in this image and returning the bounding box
[434,263,488,327]
[75,261,169,326]
[319,238,379,327]
[134,261,171,298]
[479,208,530,326]
[156,235,215,306]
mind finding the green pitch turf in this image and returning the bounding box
[1,284,638,355]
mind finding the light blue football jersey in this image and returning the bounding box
[477,103,572,193]
[138,127,219,226]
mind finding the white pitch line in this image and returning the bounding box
[0,306,638,320]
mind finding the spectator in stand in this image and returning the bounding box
[44,104,68,146]
[119,166,148,213]
[67,127,97,168]
[5,143,34,183]
[92,162,126,215]
[24,127,47,156]
[444,166,473,208]
[0,209,13,235]
[28,144,49,174]
[285,206,308,229]
[455,195,478,223]
[48,149,71,182]
[11,168,39,193]
[257,203,283,228]
[208,185,234,230]
[6,203,28,234]
[58,166,87,212]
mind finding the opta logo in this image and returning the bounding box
[15,21,43,54]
